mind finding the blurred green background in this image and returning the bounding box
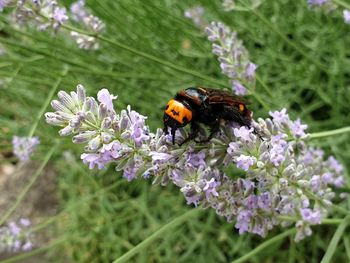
[0,0,350,262]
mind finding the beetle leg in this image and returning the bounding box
[179,122,199,146]
[195,120,220,143]
[163,124,169,135]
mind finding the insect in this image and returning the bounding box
[163,87,253,145]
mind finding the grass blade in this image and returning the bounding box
[231,229,295,263]
[112,209,200,263]
[28,67,69,137]
[320,215,350,263]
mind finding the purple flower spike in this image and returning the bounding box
[344,10,350,24]
[205,21,257,97]
[0,219,34,252]
[307,0,329,6]
[45,85,346,242]
[0,0,11,12]
[12,136,40,161]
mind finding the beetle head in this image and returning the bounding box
[163,99,192,144]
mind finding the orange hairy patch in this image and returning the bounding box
[165,99,192,124]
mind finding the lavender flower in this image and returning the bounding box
[70,0,89,22]
[69,0,105,49]
[2,0,103,49]
[307,0,338,14]
[46,85,345,241]
[343,10,350,24]
[307,0,329,6]
[0,219,34,253]
[45,84,150,181]
[12,136,40,161]
[222,0,262,12]
[52,6,68,26]
[0,0,12,11]
[184,6,208,29]
[13,0,68,32]
[205,22,257,95]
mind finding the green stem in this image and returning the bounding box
[112,209,200,263]
[0,142,58,226]
[256,74,273,97]
[0,237,66,263]
[231,228,295,263]
[28,67,69,138]
[61,24,227,88]
[278,215,344,225]
[309,126,350,139]
[237,0,327,72]
[343,236,350,261]
[333,0,350,10]
[320,215,350,263]
[29,180,125,234]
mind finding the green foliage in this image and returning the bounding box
[0,0,350,262]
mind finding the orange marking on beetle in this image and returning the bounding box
[165,99,192,124]
[239,104,245,111]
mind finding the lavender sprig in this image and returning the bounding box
[184,6,208,30]
[0,218,34,253]
[205,22,257,96]
[0,0,12,11]
[12,0,68,32]
[222,0,263,11]
[12,136,40,161]
[45,84,346,241]
[306,0,349,23]
[343,9,350,23]
[1,0,104,49]
[69,0,105,50]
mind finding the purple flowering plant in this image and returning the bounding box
[0,218,34,253]
[1,0,350,261]
[45,82,346,241]
[12,136,40,161]
[0,0,104,49]
[205,22,257,96]
[306,0,350,24]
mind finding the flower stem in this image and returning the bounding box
[256,74,273,97]
[60,24,227,88]
[231,228,295,263]
[28,67,69,138]
[29,180,125,234]
[333,0,350,10]
[0,142,58,226]
[309,126,350,139]
[278,215,344,225]
[112,209,200,263]
[236,0,328,73]
[59,23,274,110]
